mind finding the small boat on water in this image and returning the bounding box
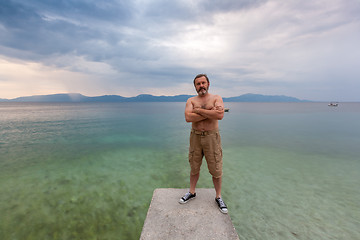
[328,102,338,107]
[224,108,230,112]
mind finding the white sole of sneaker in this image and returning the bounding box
[219,208,228,214]
[178,197,196,204]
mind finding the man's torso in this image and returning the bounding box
[190,94,219,131]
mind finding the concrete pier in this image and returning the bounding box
[140,188,239,240]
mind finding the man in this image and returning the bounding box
[179,73,228,214]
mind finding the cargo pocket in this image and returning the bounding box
[214,132,222,171]
[188,132,195,164]
[214,148,222,170]
[188,149,194,164]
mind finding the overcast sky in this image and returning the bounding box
[1,0,359,101]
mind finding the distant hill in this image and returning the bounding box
[0,93,309,102]
[10,93,89,102]
[224,93,308,102]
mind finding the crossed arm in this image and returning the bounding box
[185,97,224,123]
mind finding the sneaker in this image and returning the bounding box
[215,197,228,214]
[179,192,196,204]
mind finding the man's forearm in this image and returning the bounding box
[193,108,224,120]
[185,112,207,123]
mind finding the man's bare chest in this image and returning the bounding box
[192,99,215,110]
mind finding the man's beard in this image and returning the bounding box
[197,87,208,96]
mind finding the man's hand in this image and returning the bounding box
[185,96,224,122]
[185,99,207,123]
[193,106,222,114]
[213,105,224,111]
[192,105,224,120]
[192,107,201,114]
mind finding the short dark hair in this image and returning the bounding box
[193,74,209,85]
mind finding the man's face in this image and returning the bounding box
[194,76,209,96]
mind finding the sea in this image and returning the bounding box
[0,102,359,240]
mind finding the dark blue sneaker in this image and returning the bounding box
[179,192,196,204]
[215,197,228,214]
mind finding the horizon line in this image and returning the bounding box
[1,92,309,100]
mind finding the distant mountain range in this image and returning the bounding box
[0,93,309,102]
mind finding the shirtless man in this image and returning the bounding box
[179,74,228,214]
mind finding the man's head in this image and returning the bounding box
[193,74,209,96]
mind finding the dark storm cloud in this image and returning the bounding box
[0,0,133,59]
[0,0,268,61]
[0,0,268,77]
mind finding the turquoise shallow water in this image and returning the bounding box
[0,102,359,239]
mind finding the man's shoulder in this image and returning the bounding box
[187,95,198,102]
[211,94,223,100]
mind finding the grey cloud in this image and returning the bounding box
[1,0,188,80]
[105,56,198,87]
[0,0,269,65]
[142,0,197,22]
[14,0,133,23]
[141,0,268,24]
[0,0,134,59]
[201,0,268,12]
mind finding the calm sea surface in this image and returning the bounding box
[0,102,359,239]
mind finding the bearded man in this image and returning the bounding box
[179,74,228,214]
